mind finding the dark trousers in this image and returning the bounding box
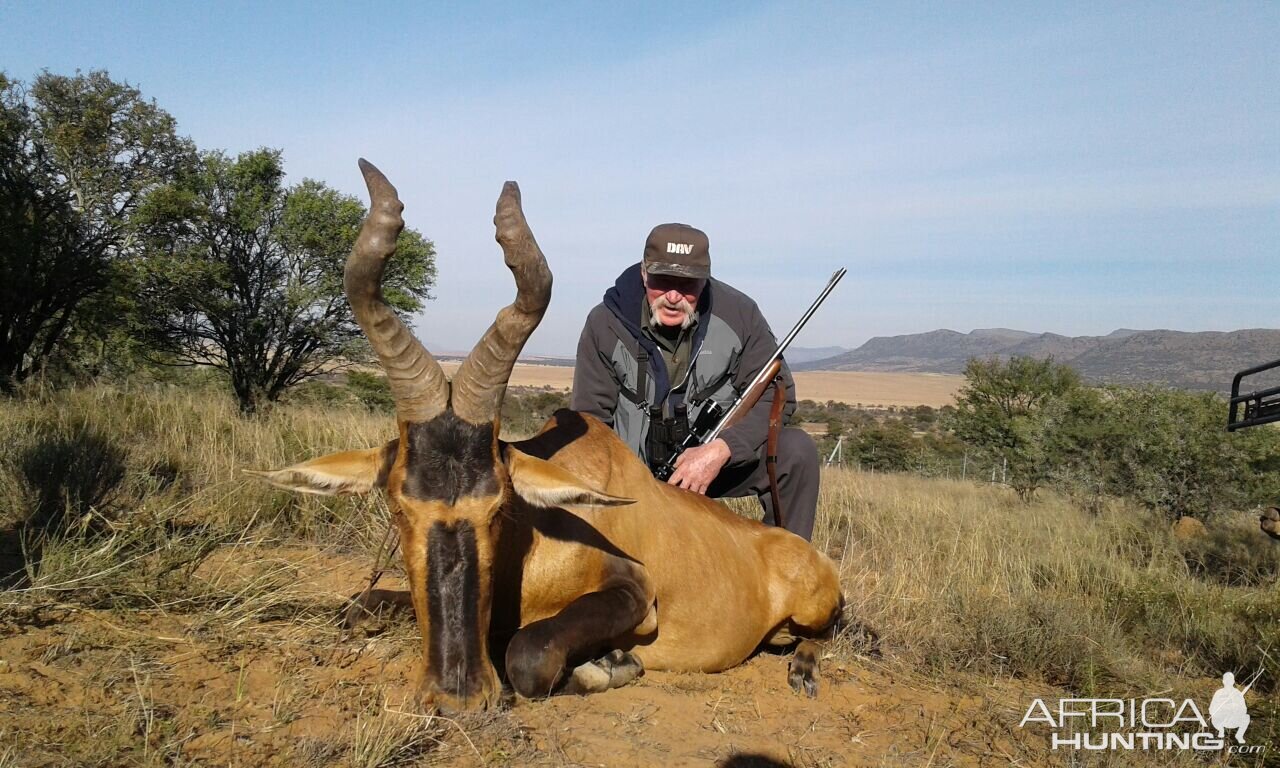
[707,427,819,541]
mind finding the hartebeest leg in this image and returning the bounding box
[788,640,822,697]
[766,628,832,699]
[768,593,846,698]
[505,577,653,699]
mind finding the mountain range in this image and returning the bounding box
[795,328,1280,391]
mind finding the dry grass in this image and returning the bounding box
[348,700,447,768]
[808,470,1279,695]
[1,382,1277,765]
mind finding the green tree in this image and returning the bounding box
[1026,386,1121,514]
[919,429,968,478]
[854,421,917,473]
[0,71,193,390]
[131,149,436,413]
[945,356,1082,499]
[1237,424,1280,507]
[1102,387,1260,519]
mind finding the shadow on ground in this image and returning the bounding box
[0,426,126,588]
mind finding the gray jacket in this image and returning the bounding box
[571,263,797,466]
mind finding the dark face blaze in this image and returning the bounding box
[390,411,506,710]
[426,519,482,698]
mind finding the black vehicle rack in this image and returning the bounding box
[1228,358,1280,431]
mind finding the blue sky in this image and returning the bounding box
[5,1,1277,355]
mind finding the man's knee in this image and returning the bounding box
[778,428,819,474]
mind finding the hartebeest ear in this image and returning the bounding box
[244,440,398,496]
[504,446,634,508]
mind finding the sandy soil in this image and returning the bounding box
[439,364,964,409]
[0,546,1061,767]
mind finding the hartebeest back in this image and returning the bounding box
[249,161,844,710]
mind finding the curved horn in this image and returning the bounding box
[345,159,449,422]
[451,182,552,425]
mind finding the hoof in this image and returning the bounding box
[788,642,819,698]
[562,650,645,695]
[600,649,645,687]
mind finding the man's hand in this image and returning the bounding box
[668,438,731,495]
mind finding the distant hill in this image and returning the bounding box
[784,346,851,365]
[797,328,1280,391]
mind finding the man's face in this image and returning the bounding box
[643,272,705,329]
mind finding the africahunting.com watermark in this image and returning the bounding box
[1019,670,1266,755]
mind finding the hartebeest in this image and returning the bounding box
[249,161,844,710]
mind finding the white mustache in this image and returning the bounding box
[650,296,695,329]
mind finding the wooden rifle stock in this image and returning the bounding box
[720,359,783,431]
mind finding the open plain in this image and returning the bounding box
[439,363,964,409]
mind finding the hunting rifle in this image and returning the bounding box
[654,267,847,481]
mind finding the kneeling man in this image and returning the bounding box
[571,223,819,540]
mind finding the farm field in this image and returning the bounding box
[1,385,1276,766]
[439,363,965,409]
[787,371,961,409]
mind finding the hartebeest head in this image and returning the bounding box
[249,161,631,709]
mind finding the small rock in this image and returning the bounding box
[1260,507,1280,541]
[1172,516,1207,542]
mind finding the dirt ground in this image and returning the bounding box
[0,545,1058,767]
[439,364,964,410]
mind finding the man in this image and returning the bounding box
[571,223,820,540]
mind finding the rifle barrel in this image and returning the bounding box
[775,268,847,358]
[706,267,846,443]
[1241,666,1265,695]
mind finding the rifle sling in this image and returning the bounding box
[688,369,733,405]
[620,347,649,408]
[766,375,786,529]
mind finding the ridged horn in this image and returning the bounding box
[451,181,552,425]
[345,159,448,423]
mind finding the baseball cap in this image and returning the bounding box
[642,223,710,279]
